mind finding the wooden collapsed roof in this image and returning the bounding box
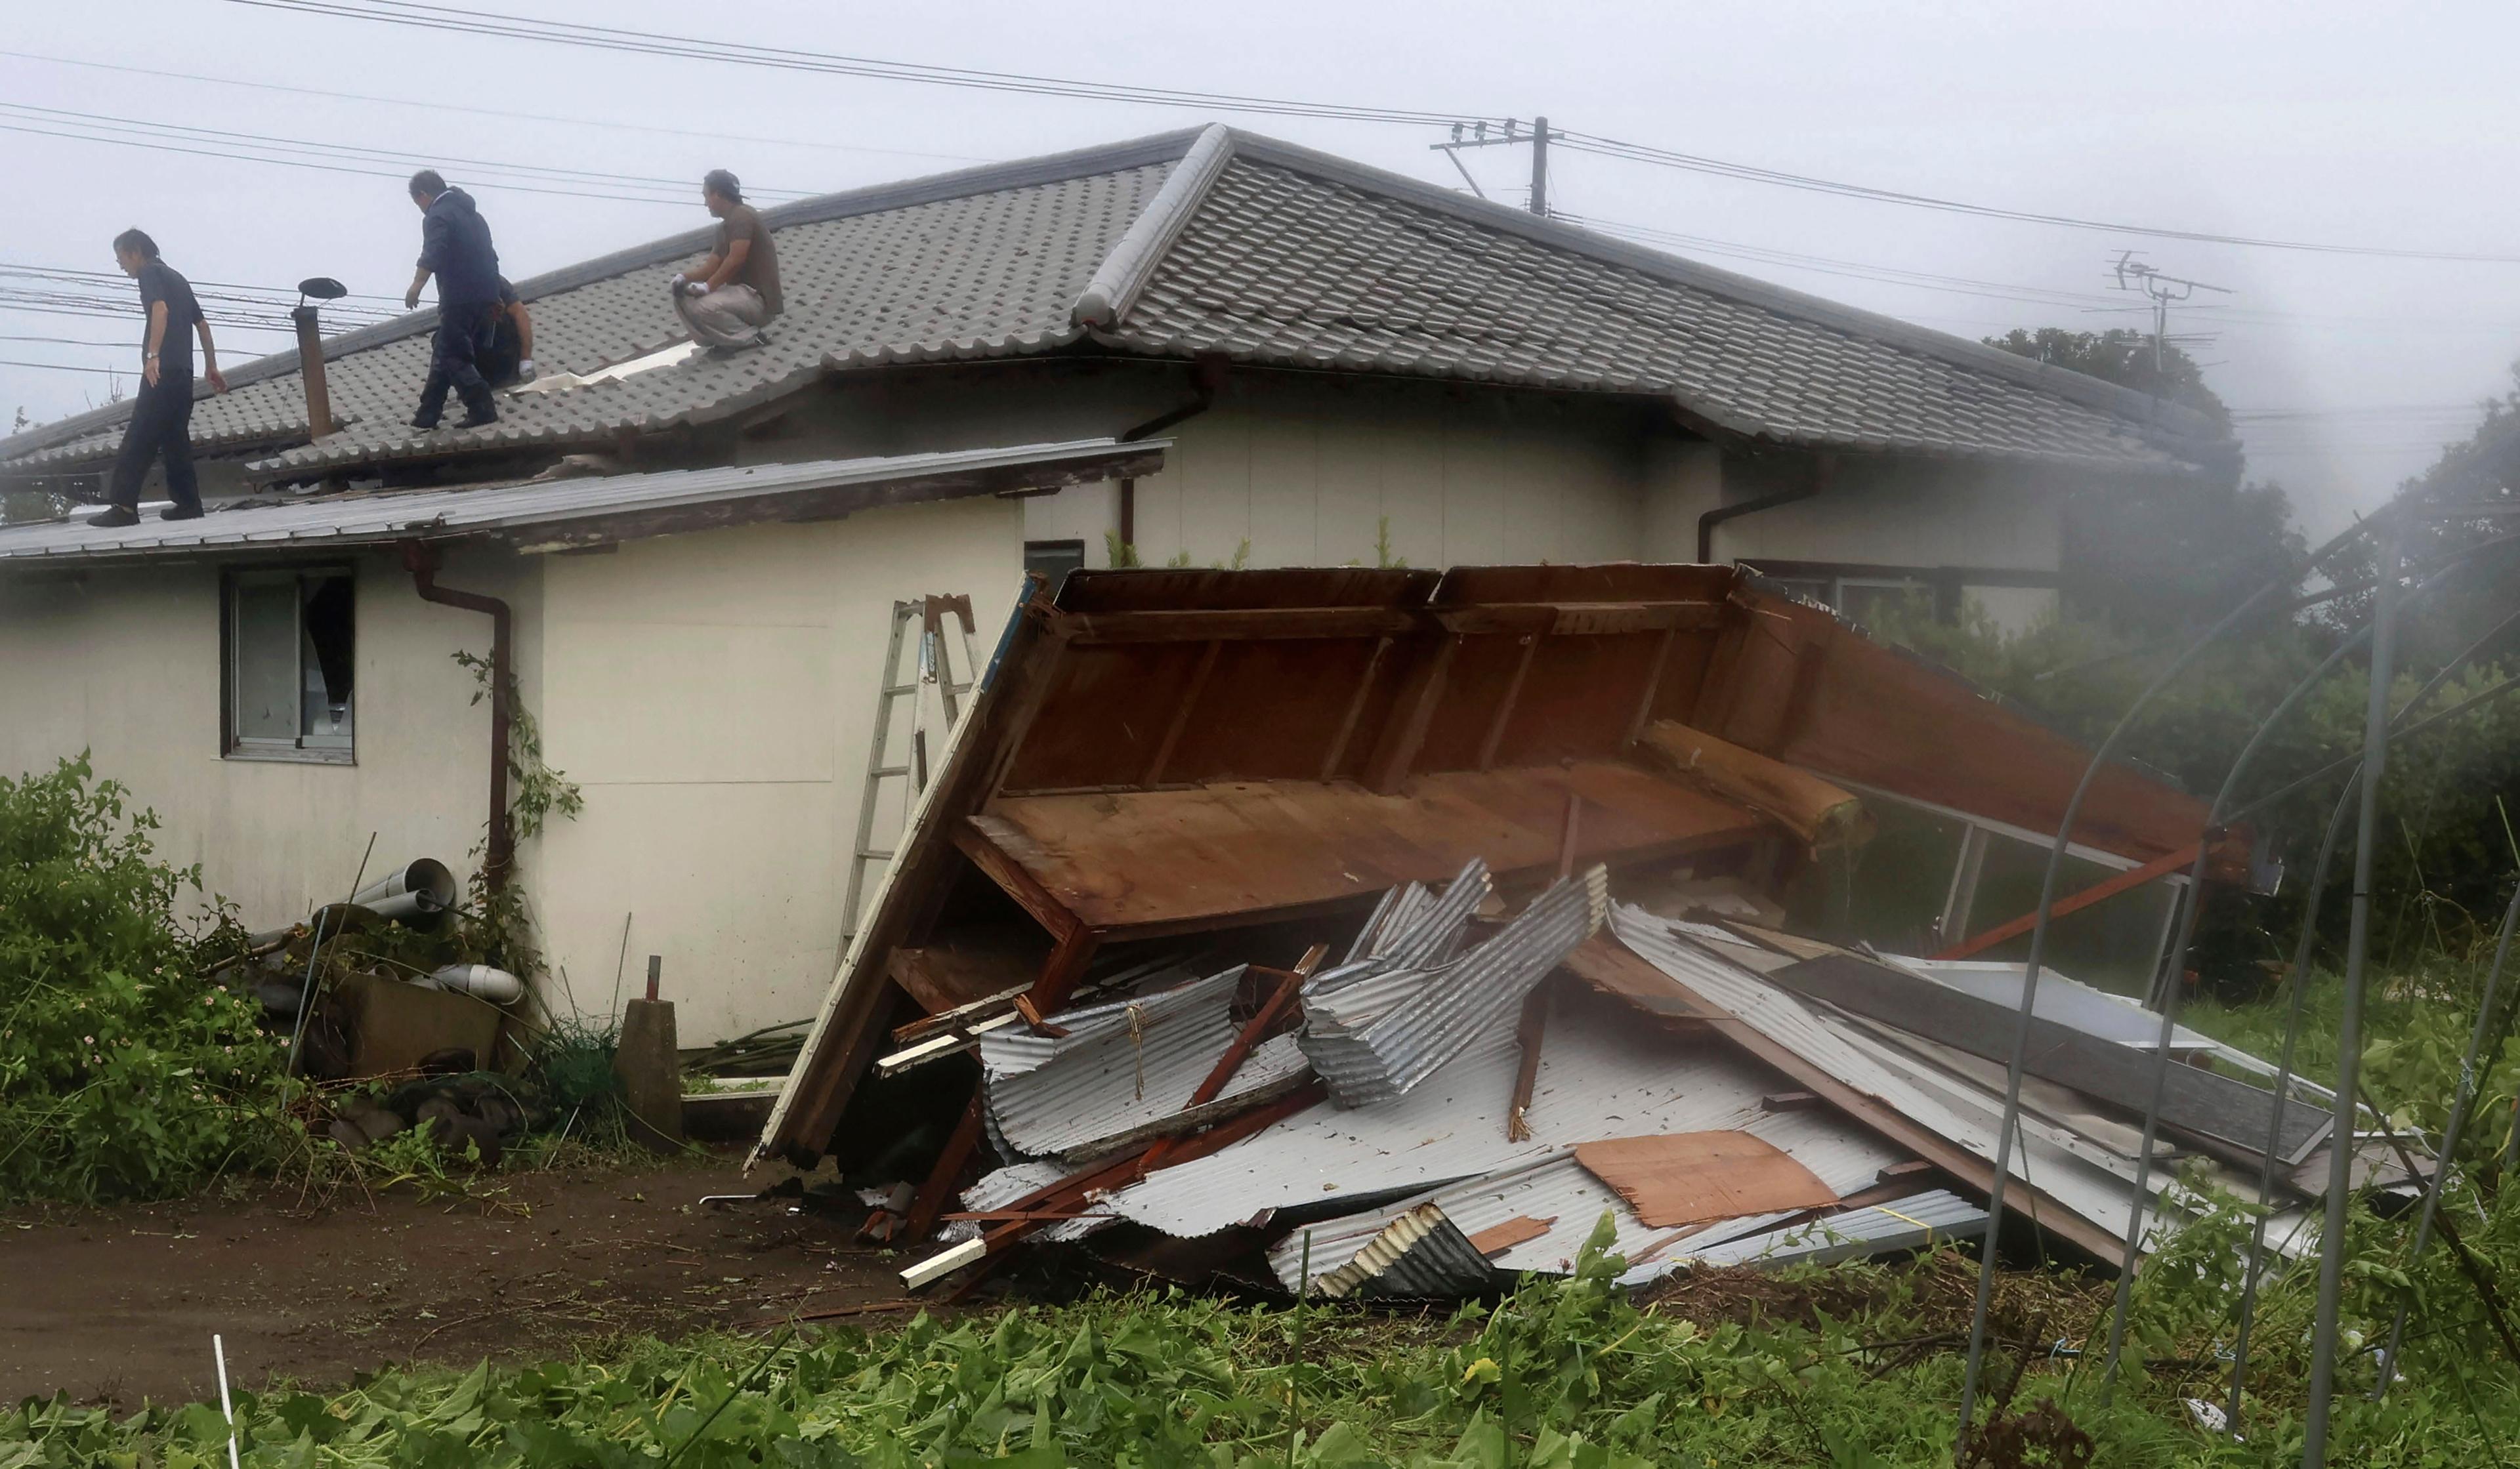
[758,564,2233,1167]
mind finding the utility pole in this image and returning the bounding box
[2110,251,2231,374]
[1430,118,1562,217]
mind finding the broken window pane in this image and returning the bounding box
[301,574,355,745]
[227,568,354,757]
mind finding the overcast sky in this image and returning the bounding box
[5,0,2516,534]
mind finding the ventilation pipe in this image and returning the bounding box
[1115,354,1230,558]
[401,542,514,893]
[293,277,347,440]
[1697,451,1834,564]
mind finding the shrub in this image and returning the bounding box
[0,755,288,1203]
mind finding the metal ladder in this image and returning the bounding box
[841,594,978,947]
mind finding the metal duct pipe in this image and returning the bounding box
[292,277,347,440]
[351,858,457,930]
[401,542,514,893]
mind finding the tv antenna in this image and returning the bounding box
[2110,251,2232,373]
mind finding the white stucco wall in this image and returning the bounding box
[0,545,524,930]
[527,494,1023,1042]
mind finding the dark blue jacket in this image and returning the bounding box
[416,188,501,306]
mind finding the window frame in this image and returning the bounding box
[220,563,357,766]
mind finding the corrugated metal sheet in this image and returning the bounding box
[1685,1188,1986,1269]
[1884,957,2219,1052]
[1305,1203,1499,1300]
[1608,906,2158,1252]
[980,963,1310,1161]
[1301,867,1607,1107]
[951,1159,1108,1245]
[1102,989,1892,1243]
[0,440,1149,564]
[1267,1106,1904,1294]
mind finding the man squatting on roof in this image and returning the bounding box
[93,228,228,528]
[404,169,504,430]
[671,169,782,350]
[482,277,536,388]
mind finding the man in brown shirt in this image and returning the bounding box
[671,169,782,350]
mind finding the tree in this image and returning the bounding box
[1986,327,2302,635]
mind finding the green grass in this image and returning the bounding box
[12,1216,2520,1468]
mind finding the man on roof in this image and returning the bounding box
[671,169,782,351]
[481,278,537,388]
[92,228,228,529]
[402,170,503,430]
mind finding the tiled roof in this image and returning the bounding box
[0,125,2231,483]
[1110,154,2204,470]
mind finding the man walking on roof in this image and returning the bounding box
[403,170,502,430]
[671,169,781,350]
[93,228,227,528]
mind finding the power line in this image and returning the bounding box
[1551,131,2520,265]
[222,0,1492,127]
[0,101,814,209]
[219,1,2520,266]
[0,48,998,167]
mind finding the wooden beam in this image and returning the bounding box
[1932,842,2199,961]
[1023,922,1102,1020]
[1053,607,1421,645]
[1143,638,1222,785]
[1507,979,1551,1143]
[900,1090,988,1245]
[1434,602,1723,637]
[1362,634,1458,793]
[1476,630,1544,770]
[1319,635,1393,780]
[951,823,1086,944]
[1621,625,1683,749]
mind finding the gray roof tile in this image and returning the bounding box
[0,125,2230,484]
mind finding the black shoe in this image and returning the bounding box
[89,505,140,528]
[158,504,204,522]
[457,409,498,428]
[410,415,442,431]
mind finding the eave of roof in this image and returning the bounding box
[0,438,1162,568]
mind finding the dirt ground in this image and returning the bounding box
[1,1150,908,1410]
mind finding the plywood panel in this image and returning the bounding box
[1574,1130,1837,1228]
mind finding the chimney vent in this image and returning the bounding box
[293,277,347,439]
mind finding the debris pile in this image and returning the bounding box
[751,565,2418,1298]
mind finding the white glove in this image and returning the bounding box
[683,280,710,299]
[517,358,537,381]
[668,273,687,291]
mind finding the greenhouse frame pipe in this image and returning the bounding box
[2375,876,2520,1394]
[2094,604,2391,1396]
[2303,523,2403,1469]
[1952,512,2392,1444]
[1953,581,2300,1439]
[2225,594,2520,1434]
[2225,783,2353,1435]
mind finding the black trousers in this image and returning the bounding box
[107,375,199,512]
[415,299,498,424]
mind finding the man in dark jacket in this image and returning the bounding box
[403,170,501,429]
[93,228,228,528]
